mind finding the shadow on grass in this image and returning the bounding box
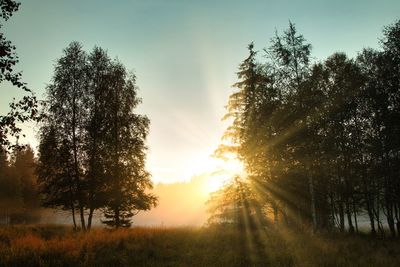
[0,225,400,267]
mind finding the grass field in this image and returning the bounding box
[0,225,400,267]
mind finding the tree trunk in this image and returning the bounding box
[339,202,345,232]
[346,199,354,233]
[115,207,120,228]
[366,195,376,235]
[79,206,86,231]
[374,201,385,237]
[385,179,396,236]
[353,198,358,233]
[309,174,317,230]
[386,205,396,237]
[87,207,94,230]
[71,203,77,231]
[395,203,400,237]
[330,195,339,228]
[273,203,278,227]
[69,184,77,231]
[71,90,86,232]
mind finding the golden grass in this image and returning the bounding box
[0,225,399,267]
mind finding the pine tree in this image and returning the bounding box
[0,146,22,223]
[12,145,41,223]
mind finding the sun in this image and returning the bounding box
[188,156,244,193]
[204,175,226,193]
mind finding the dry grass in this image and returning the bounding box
[0,225,399,266]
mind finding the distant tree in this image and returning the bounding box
[0,0,39,150]
[0,145,41,224]
[0,146,22,223]
[11,145,41,222]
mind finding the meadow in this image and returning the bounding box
[0,225,399,267]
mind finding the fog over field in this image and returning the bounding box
[1,0,400,266]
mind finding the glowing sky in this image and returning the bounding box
[1,0,399,184]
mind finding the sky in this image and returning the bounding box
[1,0,400,225]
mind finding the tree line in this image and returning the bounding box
[211,20,400,237]
[0,42,157,229]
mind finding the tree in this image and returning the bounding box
[211,20,400,236]
[0,145,40,224]
[0,0,39,150]
[37,125,80,229]
[264,21,315,228]
[11,145,40,222]
[0,146,22,223]
[379,20,400,237]
[84,47,110,229]
[214,42,272,226]
[207,176,265,228]
[354,20,400,237]
[215,42,259,159]
[267,21,312,94]
[100,60,157,228]
[37,42,89,230]
[37,42,157,229]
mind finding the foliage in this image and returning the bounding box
[213,19,400,237]
[37,42,157,230]
[0,0,39,151]
[207,176,265,228]
[0,145,40,224]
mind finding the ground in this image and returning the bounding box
[0,225,399,267]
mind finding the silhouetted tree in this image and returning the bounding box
[215,42,272,227]
[84,47,110,230]
[100,60,157,228]
[0,0,39,150]
[0,145,41,224]
[11,145,40,222]
[37,42,157,229]
[265,21,314,228]
[37,42,89,230]
[0,146,22,223]
[212,19,400,237]
[207,176,265,228]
